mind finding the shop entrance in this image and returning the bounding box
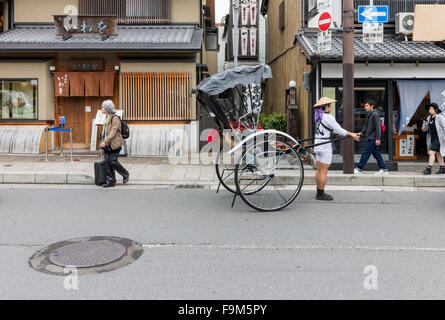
[59,97,105,149]
[394,80,445,161]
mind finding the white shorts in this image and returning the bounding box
[315,151,333,165]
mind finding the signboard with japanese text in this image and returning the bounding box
[317,0,332,12]
[53,15,117,38]
[55,73,69,97]
[406,135,415,157]
[399,138,407,157]
[318,30,332,54]
[69,60,104,72]
[363,22,383,44]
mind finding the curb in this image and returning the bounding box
[1,172,445,187]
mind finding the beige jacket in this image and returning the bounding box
[102,115,123,151]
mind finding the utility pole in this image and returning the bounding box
[342,0,355,174]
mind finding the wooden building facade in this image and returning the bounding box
[0,0,218,155]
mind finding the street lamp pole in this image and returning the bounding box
[342,0,355,174]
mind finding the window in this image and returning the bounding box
[279,1,285,31]
[79,0,171,24]
[120,72,191,120]
[0,80,38,120]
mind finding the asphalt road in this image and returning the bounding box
[0,185,445,299]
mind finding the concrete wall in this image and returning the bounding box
[14,0,78,23]
[120,61,197,120]
[203,48,218,76]
[171,0,201,24]
[0,60,54,120]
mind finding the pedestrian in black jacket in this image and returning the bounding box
[354,99,388,175]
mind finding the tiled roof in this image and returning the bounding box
[295,33,445,61]
[0,25,203,51]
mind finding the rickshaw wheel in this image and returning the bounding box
[234,138,304,212]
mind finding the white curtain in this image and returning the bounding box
[429,81,445,112]
[396,81,431,135]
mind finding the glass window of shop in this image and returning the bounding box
[321,81,389,155]
[0,80,38,120]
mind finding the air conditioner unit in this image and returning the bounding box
[396,13,415,35]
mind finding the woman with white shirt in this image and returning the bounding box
[313,97,357,201]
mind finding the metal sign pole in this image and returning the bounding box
[370,0,374,51]
[70,128,73,162]
[60,130,64,156]
[45,128,48,162]
[233,0,239,68]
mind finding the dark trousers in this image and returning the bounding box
[104,148,129,183]
[357,139,387,170]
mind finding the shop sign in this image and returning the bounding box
[406,135,415,157]
[399,138,407,157]
[69,60,104,72]
[53,15,118,40]
[56,73,69,96]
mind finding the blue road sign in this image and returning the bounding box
[357,5,389,23]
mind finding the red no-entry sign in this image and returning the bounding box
[318,12,332,31]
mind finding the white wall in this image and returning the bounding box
[322,63,445,79]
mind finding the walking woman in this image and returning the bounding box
[99,100,129,187]
[313,97,357,201]
[422,103,445,175]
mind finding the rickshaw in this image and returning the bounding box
[193,65,341,212]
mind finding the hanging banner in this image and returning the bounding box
[250,28,257,56]
[250,0,258,25]
[241,28,249,55]
[241,0,249,25]
[55,73,70,97]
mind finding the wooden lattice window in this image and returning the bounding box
[79,0,171,24]
[120,72,192,121]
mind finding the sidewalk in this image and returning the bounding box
[1,154,444,187]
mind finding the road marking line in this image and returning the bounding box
[142,243,445,253]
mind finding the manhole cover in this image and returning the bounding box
[49,240,127,268]
[29,236,143,276]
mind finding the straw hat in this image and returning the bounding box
[313,97,337,108]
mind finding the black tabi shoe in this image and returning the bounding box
[316,189,334,201]
[436,167,445,174]
[123,175,129,184]
[103,181,116,188]
[423,167,432,175]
